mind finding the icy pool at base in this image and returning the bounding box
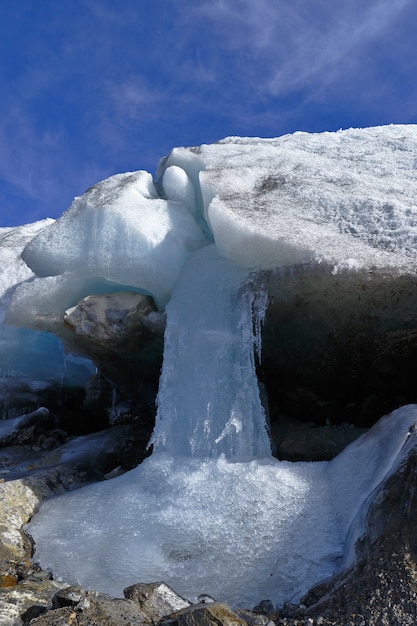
[28,453,336,607]
[28,406,417,608]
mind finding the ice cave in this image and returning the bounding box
[2,124,417,608]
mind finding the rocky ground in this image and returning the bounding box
[2,410,417,625]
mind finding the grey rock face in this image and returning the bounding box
[51,584,86,609]
[64,291,161,350]
[271,414,367,461]
[262,264,417,432]
[124,581,190,621]
[29,593,149,625]
[0,471,63,568]
[0,579,69,626]
[165,601,247,626]
[0,601,21,626]
[63,291,165,407]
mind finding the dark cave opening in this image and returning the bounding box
[257,265,417,461]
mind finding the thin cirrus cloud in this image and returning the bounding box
[266,0,415,98]
[189,0,416,103]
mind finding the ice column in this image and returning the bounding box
[151,244,271,459]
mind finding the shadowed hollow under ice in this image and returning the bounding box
[17,125,417,606]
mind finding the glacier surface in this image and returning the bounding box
[5,124,417,606]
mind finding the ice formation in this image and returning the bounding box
[27,407,417,607]
[19,170,207,310]
[3,124,417,606]
[151,244,271,459]
[0,221,93,417]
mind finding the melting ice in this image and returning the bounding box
[151,244,271,459]
[17,125,417,606]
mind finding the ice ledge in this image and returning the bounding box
[161,124,417,274]
[7,124,417,326]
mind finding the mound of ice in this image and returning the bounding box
[8,125,417,334]
[21,171,208,309]
[28,406,417,607]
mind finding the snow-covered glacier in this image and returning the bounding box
[3,124,417,606]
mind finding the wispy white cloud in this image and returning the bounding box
[187,0,415,101]
[268,0,414,98]
[0,102,109,224]
[105,79,164,125]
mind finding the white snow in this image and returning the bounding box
[163,126,417,272]
[7,124,417,607]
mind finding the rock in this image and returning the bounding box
[302,442,417,625]
[197,593,216,604]
[0,408,54,447]
[64,291,160,351]
[0,476,51,566]
[62,291,165,411]
[104,465,125,480]
[262,265,417,431]
[25,569,53,583]
[124,581,190,621]
[52,584,86,609]
[252,599,274,615]
[29,591,148,625]
[0,574,17,588]
[236,609,275,625]
[27,607,79,626]
[0,601,21,626]
[0,578,69,625]
[166,601,247,626]
[0,377,43,421]
[0,466,86,578]
[271,413,367,461]
[0,422,152,485]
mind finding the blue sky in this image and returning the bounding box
[1,0,417,227]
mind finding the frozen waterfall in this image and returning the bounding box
[151,244,271,459]
[20,125,417,607]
